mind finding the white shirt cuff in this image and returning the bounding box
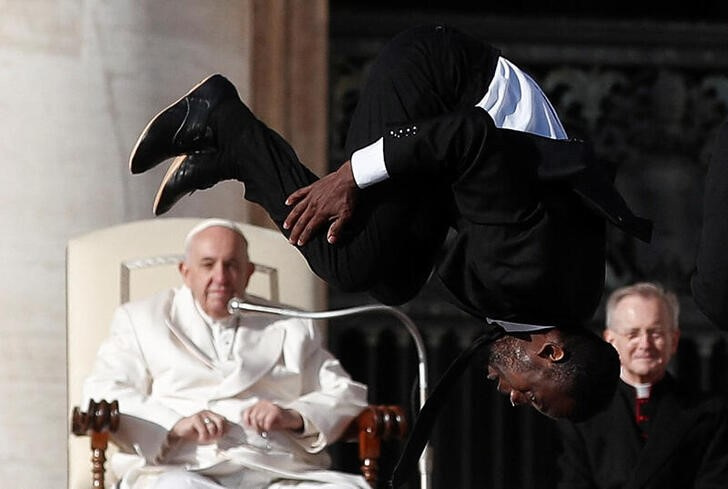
[350,137,388,188]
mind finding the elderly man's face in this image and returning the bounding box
[179,226,253,319]
[604,294,679,385]
[487,334,575,419]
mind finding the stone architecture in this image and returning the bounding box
[0,1,327,487]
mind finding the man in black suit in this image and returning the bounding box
[557,282,728,488]
[128,25,651,425]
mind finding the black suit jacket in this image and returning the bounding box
[383,108,652,323]
[557,376,728,489]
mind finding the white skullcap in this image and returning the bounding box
[184,218,246,252]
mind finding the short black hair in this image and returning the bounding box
[548,328,620,422]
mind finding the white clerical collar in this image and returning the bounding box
[620,372,652,399]
[486,317,556,333]
[190,291,237,330]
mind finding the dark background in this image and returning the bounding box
[325,5,728,488]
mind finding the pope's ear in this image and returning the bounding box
[538,343,566,363]
[242,261,255,289]
[178,261,190,284]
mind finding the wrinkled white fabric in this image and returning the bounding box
[475,57,567,140]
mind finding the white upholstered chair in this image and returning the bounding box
[67,218,405,489]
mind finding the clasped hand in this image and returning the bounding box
[170,401,303,445]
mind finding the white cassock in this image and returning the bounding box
[82,286,370,489]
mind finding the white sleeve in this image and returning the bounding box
[82,306,182,461]
[350,137,388,188]
[281,320,368,452]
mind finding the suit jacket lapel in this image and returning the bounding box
[166,286,217,370]
[164,288,287,396]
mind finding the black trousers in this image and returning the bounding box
[213,25,500,305]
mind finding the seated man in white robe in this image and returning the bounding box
[82,219,369,489]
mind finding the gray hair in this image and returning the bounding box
[605,282,680,330]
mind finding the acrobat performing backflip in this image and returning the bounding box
[127,25,661,487]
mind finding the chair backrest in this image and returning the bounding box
[66,218,325,489]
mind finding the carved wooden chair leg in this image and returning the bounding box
[355,405,408,487]
[71,400,120,489]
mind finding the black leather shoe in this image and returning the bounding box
[129,74,239,174]
[153,153,234,215]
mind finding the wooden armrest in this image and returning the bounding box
[71,399,120,489]
[344,405,408,486]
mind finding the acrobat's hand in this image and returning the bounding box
[284,160,358,246]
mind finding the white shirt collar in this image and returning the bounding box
[190,294,237,330]
[620,371,653,399]
[486,317,555,333]
[476,56,568,140]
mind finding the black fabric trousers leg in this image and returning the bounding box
[344,24,499,155]
[210,96,449,304]
[211,100,395,300]
[339,24,500,302]
[212,96,450,305]
[212,24,498,304]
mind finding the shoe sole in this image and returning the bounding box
[152,155,187,215]
[128,74,219,174]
